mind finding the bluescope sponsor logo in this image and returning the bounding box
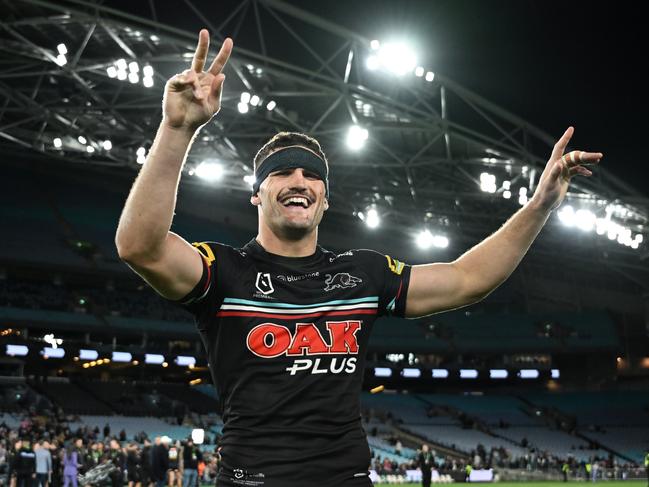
[216,296,379,375]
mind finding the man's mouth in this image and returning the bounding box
[279,195,311,208]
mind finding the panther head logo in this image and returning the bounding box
[324,273,362,291]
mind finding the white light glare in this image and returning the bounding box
[79,349,98,360]
[55,54,67,66]
[57,43,67,55]
[6,344,29,356]
[195,161,224,182]
[243,175,256,186]
[432,369,449,378]
[490,369,508,379]
[237,102,249,114]
[128,72,139,84]
[378,42,417,76]
[145,353,165,364]
[519,369,539,379]
[143,65,154,77]
[551,369,560,379]
[53,137,62,148]
[370,39,380,50]
[116,59,127,70]
[191,429,204,445]
[366,56,379,71]
[78,136,87,144]
[558,205,575,227]
[176,355,196,367]
[240,92,251,104]
[402,368,421,378]
[480,172,497,193]
[112,351,132,362]
[102,140,112,151]
[117,70,127,81]
[503,190,511,199]
[575,209,596,232]
[374,367,392,377]
[414,66,425,77]
[107,66,117,78]
[432,235,449,248]
[365,208,380,229]
[86,146,95,153]
[425,71,435,82]
[136,147,146,157]
[459,369,478,379]
[266,100,277,111]
[250,95,260,106]
[417,230,434,249]
[128,61,139,73]
[41,347,65,359]
[346,125,369,150]
[143,77,154,88]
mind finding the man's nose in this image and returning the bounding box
[286,168,308,187]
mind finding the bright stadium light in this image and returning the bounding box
[243,174,256,187]
[128,61,139,73]
[490,369,508,379]
[518,187,528,205]
[416,230,434,249]
[266,100,277,111]
[128,72,139,84]
[365,208,380,229]
[55,54,67,66]
[107,66,117,78]
[459,369,478,379]
[195,161,224,182]
[143,65,154,77]
[112,351,132,362]
[431,369,448,379]
[237,102,249,114]
[145,353,165,364]
[377,42,417,76]
[6,344,29,356]
[480,173,497,193]
[558,205,575,226]
[503,190,511,199]
[143,76,154,88]
[86,146,95,153]
[425,71,435,82]
[432,235,449,248]
[116,58,127,70]
[346,125,369,150]
[79,349,98,360]
[249,95,260,106]
[518,369,539,379]
[366,55,380,71]
[117,69,127,81]
[575,209,596,232]
[102,140,112,151]
[414,66,425,77]
[402,368,421,378]
[240,92,251,104]
[374,367,392,377]
[370,39,380,50]
[551,369,560,379]
[57,43,67,55]
[191,429,205,445]
[176,355,196,367]
[53,137,62,148]
[41,347,65,359]
[78,135,87,144]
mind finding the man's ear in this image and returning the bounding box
[324,198,329,211]
[250,193,261,206]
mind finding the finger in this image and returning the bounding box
[569,165,593,177]
[210,73,225,96]
[208,37,233,75]
[550,160,564,181]
[550,126,574,161]
[191,29,210,73]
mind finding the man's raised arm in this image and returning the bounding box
[405,127,603,318]
[115,30,232,300]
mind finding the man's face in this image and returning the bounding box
[252,150,328,240]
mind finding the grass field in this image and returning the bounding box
[374,483,647,487]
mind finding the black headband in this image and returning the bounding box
[253,146,329,198]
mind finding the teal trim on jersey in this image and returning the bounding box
[223,296,378,308]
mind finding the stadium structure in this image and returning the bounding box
[0,1,648,485]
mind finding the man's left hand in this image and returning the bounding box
[531,126,603,212]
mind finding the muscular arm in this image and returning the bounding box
[115,30,231,300]
[405,200,550,317]
[405,127,602,318]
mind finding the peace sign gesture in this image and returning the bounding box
[532,127,603,212]
[163,29,233,132]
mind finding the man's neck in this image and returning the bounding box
[256,225,318,257]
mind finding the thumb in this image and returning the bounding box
[550,161,563,181]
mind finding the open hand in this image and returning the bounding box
[163,29,233,132]
[531,127,603,212]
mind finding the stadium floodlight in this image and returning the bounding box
[176,355,196,367]
[249,95,260,106]
[195,161,224,182]
[365,208,380,229]
[53,137,63,148]
[79,349,98,360]
[102,140,112,151]
[237,102,249,114]
[55,54,67,66]
[86,146,95,153]
[366,56,380,71]
[128,62,139,73]
[459,369,478,379]
[370,39,380,50]
[518,191,528,206]
[243,175,256,187]
[376,42,417,76]
[240,92,251,104]
[266,100,277,111]
[416,230,434,249]
[116,59,127,70]
[551,369,560,379]
[503,190,511,199]
[414,66,425,77]
[112,351,132,363]
[346,125,369,151]
[41,347,65,359]
[145,353,165,365]
[489,369,508,379]
[402,368,421,378]
[143,65,154,77]
[57,43,67,55]
[425,71,435,82]
[635,234,644,244]
[374,367,392,377]
[502,180,511,190]
[191,429,205,445]
[575,209,596,232]
[432,236,449,248]
[431,369,448,379]
[107,66,117,78]
[595,218,607,235]
[6,344,28,356]
[480,173,497,193]
[117,70,127,81]
[78,136,87,144]
[518,369,539,379]
[143,76,154,88]
[128,72,139,84]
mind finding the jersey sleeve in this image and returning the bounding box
[356,249,412,318]
[168,241,224,322]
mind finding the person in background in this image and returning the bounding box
[34,441,51,487]
[166,442,180,487]
[181,439,201,487]
[151,438,168,487]
[140,439,153,487]
[418,444,434,487]
[62,445,78,487]
[107,440,125,487]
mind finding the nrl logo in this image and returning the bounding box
[255,272,274,295]
[324,273,362,292]
[233,469,244,479]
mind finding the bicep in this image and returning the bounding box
[122,231,204,301]
[405,262,477,318]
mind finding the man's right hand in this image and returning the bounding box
[163,30,233,132]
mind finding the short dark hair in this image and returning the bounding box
[253,132,328,174]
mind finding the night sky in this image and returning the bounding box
[290,0,647,194]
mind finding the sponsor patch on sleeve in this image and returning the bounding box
[385,255,405,275]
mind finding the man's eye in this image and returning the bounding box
[304,172,319,179]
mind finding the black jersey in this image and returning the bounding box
[174,239,411,487]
